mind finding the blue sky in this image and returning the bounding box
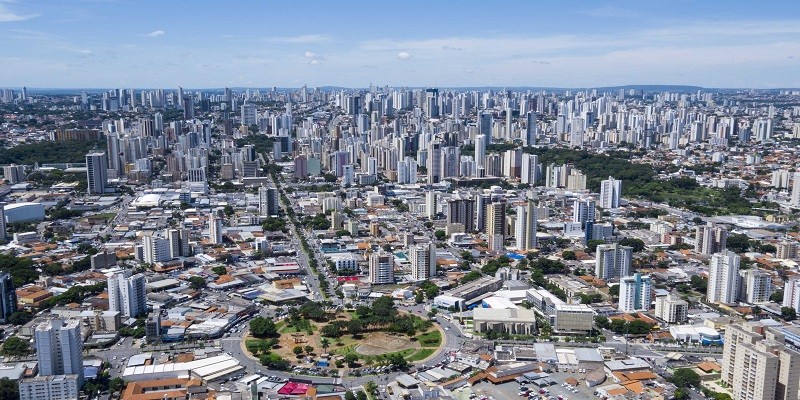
[1,0,799,88]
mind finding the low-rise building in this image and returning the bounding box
[473,308,536,335]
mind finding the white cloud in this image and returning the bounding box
[78,49,91,54]
[304,51,316,58]
[262,35,329,44]
[397,51,411,59]
[147,30,164,37]
[0,4,38,22]
[310,59,320,65]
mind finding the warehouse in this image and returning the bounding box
[3,202,45,223]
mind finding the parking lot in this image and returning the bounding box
[469,370,599,400]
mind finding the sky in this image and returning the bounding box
[1,0,800,89]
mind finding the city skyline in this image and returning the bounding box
[1,1,800,88]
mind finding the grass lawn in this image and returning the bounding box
[416,330,442,347]
[407,348,435,362]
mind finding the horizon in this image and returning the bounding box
[1,1,799,88]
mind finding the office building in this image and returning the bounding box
[410,242,436,281]
[722,322,800,400]
[426,141,441,184]
[368,251,394,285]
[515,201,538,251]
[553,304,594,334]
[707,250,740,304]
[695,222,728,256]
[599,176,621,209]
[618,273,652,313]
[472,308,536,336]
[85,152,108,194]
[209,208,223,244]
[258,185,280,217]
[654,292,688,323]
[594,243,632,280]
[107,270,147,318]
[0,271,16,323]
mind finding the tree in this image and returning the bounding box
[108,377,125,394]
[345,391,357,400]
[344,353,359,367]
[1,337,30,357]
[223,205,235,217]
[586,239,605,253]
[561,250,577,260]
[347,320,363,336]
[690,275,708,292]
[321,338,330,352]
[434,230,447,241]
[250,317,278,338]
[627,320,652,335]
[726,233,751,253]
[594,316,611,330]
[608,285,620,297]
[293,346,304,356]
[212,266,227,275]
[618,238,645,252]
[7,311,33,326]
[356,391,368,400]
[781,307,797,321]
[0,378,19,400]
[670,368,701,388]
[674,387,690,399]
[188,276,206,290]
[304,345,314,354]
[771,290,784,303]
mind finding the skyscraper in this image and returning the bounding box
[166,228,190,258]
[525,111,537,146]
[426,141,442,184]
[515,201,538,251]
[599,176,621,209]
[258,185,280,217]
[707,250,740,304]
[791,172,800,207]
[107,270,147,318]
[85,152,108,194]
[572,199,596,226]
[209,208,224,244]
[595,243,632,280]
[695,222,728,255]
[410,242,437,281]
[447,196,475,232]
[368,251,394,284]
[474,134,487,177]
[0,271,17,323]
[618,273,652,313]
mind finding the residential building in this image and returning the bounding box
[599,176,621,209]
[21,319,84,400]
[618,273,652,313]
[721,322,800,400]
[776,242,798,260]
[654,292,688,323]
[209,208,223,244]
[695,222,728,256]
[368,251,394,285]
[447,196,475,232]
[594,243,632,280]
[515,201,537,251]
[783,277,800,311]
[707,250,740,304]
[738,269,772,304]
[85,152,108,194]
[142,234,170,264]
[107,270,147,318]
[258,185,280,217]
[410,242,436,281]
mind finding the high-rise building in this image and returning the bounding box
[209,208,223,244]
[515,201,538,251]
[259,185,280,217]
[426,141,442,183]
[525,111,537,146]
[447,196,475,232]
[486,201,506,252]
[572,199,596,226]
[368,251,394,284]
[776,242,798,260]
[474,134,487,177]
[791,172,800,207]
[617,273,652,313]
[599,176,621,209]
[782,277,800,311]
[738,268,772,304]
[695,222,728,255]
[0,206,5,242]
[478,112,492,141]
[142,234,170,264]
[520,153,538,185]
[721,322,800,400]
[20,319,83,400]
[33,319,84,379]
[425,190,438,219]
[85,152,108,194]
[654,292,688,323]
[707,250,740,304]
[107,270,147,318]
[595,243,632,280]
[410,242,436,281]
[166,228,190,258]
[0,272,17,323]
[241,103,257,126]
[2,164,25,184]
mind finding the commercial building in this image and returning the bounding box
[434,276,503,310]
[473,308,536,336]
[0,271,17,323]
[2,202,45,224]
[368,251,394,285]
[707,250,740,304]
[722,322,800,400]
[595,243,632,280]
[553,304,594,334]
[654,292,688,324]
[617,273,652,313]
